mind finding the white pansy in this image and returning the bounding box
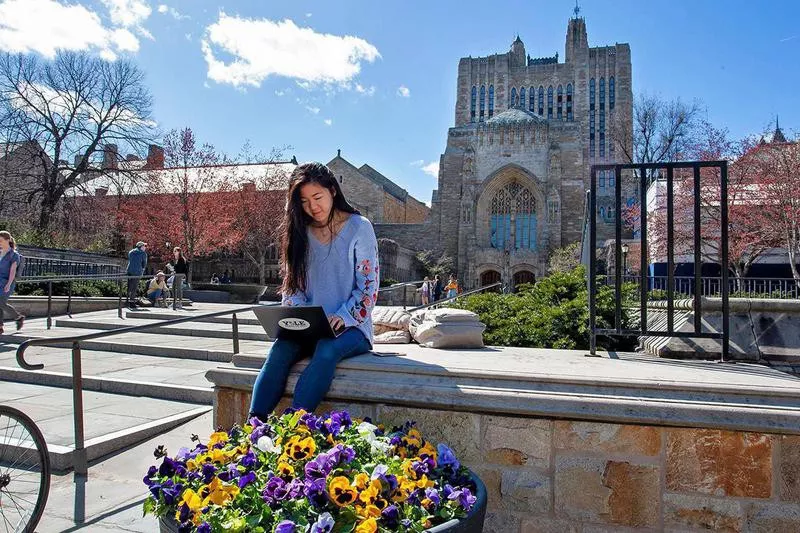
[255,435,281,454]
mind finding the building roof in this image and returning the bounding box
[486,107,547,126]
[66,161,296,197]
[760,117,789,144]
[358,164,409,202]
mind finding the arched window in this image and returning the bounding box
[599,206,606,220]
[490,181,537,251]
[538,86,544,115]
[547,86,553,119]
[520,87,525,109]
[599,78,606,158]
[589,78,596,158]
[510,87,517,108]
[557,85,563,119]
[470,86,477,122]
[479,85,486,121]
[529,86,535,112]
[609,76,615,111]
[566,83,573,120]
[488,85,494,118]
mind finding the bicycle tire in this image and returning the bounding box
[0,405,51,533]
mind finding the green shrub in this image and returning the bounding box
[380,277,399,288]
[15,278,126,297]
[450,266,637,351]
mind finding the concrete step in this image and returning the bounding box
[0,381,210,472]
[126,309,263,326]
[54,316,270,341]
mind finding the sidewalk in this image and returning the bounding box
[37,412,214,532]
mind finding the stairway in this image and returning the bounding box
[0,303,267,471]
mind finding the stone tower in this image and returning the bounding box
[430,13,633,289]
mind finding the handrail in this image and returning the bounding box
[15,303,259,371]
[407,282,503,312]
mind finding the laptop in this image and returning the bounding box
[253,305,342,341]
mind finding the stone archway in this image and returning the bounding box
[480,269,502,291]
[513,270,536,290]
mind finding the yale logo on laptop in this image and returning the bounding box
[278,318,311,331]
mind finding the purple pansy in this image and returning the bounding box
[274,520,296,533]
[304,477,328,508]
[238,471,257,489]
[262,475,294,505]
[201,462,217,484]
[425,487,441,506]
[310,512,335,533]
[239,448,258,469]
[447,486,476,510]
[196,524,212,533]
[437,443,460,470]
[381,504,401,528]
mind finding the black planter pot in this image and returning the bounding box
[159,470,487,533]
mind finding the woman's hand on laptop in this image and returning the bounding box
[328,314,344,332]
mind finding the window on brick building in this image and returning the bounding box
[520,87,525,109]
[510,87,517,108]
[489,182,537,251]
[609,76,615,110]
[480,85,486,120]
[529,86,535,112]
[599,77,606,158]
[566,83,573,120]
[590,78,596,158]
[538,85,544,115]
[547,86,553,119]
[599,170,605,189]
[488,85,494,118]
[470,86,476,122]
[557,85,563,119]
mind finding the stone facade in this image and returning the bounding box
[326,151,429,225]
[379,15,633,290]
[214,390,800,533]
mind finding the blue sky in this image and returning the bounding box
[1,0,798,205]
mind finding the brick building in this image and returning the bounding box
[378,13,633,289]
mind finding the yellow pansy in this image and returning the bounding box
[328,476,358,507]
[278,462,295,479]
[415,475,434,489]
[286,435,316,461]
[358,481,381,505]
[419,442,438,463]
[354,473,370,490]
[178,488,203,513]
[208,431,229,447]
[401,460,417,480]
[356,504,382,518]
[355,518,378,533]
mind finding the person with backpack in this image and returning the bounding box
[126,241,148,309]
[0,230,24,334]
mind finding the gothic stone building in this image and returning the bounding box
[396,15,633,289]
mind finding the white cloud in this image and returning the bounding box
[185,33,192,41]
[409,159,424,166]
[0,0,150,58]
[355,83,376,96]
[324,119,332,126]
[201,13,380,89]
[157,3,189,20]
[305,12,312,18]
[397,85,411,98]
[101,0,151,28]
[421,161,439,178]
[275,89,286,96]
[305,105,320,114]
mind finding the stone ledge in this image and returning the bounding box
[205,345,800,435]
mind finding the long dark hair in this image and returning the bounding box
[280,162,359,295]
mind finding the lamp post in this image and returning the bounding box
[621,242,629,278]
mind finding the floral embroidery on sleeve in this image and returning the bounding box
[336,223,379,328]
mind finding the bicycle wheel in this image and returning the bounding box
[0,405,50,533]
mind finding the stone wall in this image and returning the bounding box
[214,390,800,532]
[327,155,384,222]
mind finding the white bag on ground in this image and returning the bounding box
[374,329,412,344]
[371,306,412,344]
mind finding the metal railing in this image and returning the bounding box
[408,282,503,312]
[588,161,731,360]
[15,303,258,476]
[603,275,800,299]
[14,273,187,329]
[22,257,123,278]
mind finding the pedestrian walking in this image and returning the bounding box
[126,241,147,309]
[0,231,25,334]
[433,274,443,302]
[421,276,431,306]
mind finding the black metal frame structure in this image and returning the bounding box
[588,161,730,360]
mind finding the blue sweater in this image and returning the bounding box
[126,247,147,276]
[282,214,379,346]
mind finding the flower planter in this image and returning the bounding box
[158,469,487,533]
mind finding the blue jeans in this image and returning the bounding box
[147,288,164,303]
[249,327,371,417]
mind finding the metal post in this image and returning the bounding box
[67,281,73,317]
[666,166,675,334]
[47,281,53,329]
[614,164,622,334]
[232,313,240,354]
[588,165,598,356]
[72,341,87,476]
[720,161,730,362]
[639,165,648,334]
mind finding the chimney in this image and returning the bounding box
[95,186,109,197]
[337,149,341,158]
[146,144,164,169]
[102,144,119,170]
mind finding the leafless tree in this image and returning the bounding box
[0,51,155,236]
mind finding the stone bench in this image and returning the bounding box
[206,344,800,532]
